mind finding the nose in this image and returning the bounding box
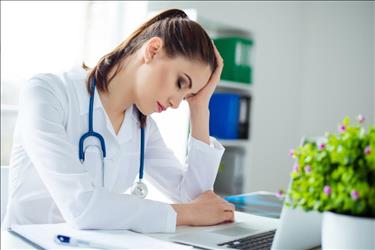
[168,95,183,109]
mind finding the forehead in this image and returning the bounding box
[168,56,212,91]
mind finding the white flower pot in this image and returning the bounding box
[322,211,375,249]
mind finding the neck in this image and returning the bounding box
[98,55,137,116]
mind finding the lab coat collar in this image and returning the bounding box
[69,65,141,144]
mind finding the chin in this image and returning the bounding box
[134,103,152,116]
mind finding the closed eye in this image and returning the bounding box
[176,77,184,89]
[177,74,197,99]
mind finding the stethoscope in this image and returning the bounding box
[78,77,148,198]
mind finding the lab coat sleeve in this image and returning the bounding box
[144,117,225,203]
[18,76,176,233]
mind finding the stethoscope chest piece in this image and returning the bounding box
[131,181,148,198]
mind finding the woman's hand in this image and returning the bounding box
[171,191,235,226]
[187,42,224,145]
[186,41,224,110]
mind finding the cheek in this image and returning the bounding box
[134,64,175,114]
[138,64,171,92]
[152,64,174,90]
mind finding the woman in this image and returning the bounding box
[4,8,235,233]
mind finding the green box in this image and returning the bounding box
[213,37,253,84]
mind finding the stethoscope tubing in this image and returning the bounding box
[78,77,145,189]
[79,78,106,162]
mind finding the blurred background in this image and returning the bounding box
[1,1,374,201]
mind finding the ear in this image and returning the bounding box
[144,37,163,64]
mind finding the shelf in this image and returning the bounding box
[216,80,252,95]
[218,139,249,148]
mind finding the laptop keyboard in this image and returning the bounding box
[217,229,276,250]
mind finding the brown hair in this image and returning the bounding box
[83,8,217,128]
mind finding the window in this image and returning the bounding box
[1,2,189,202]
[1,1,87,165]
[1,1,152,165]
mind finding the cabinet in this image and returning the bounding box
[194,13,254,197]
[213,80,252,197]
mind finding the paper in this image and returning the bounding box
[11,223,191,249]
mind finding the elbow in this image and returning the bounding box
[59,191,99,229]
[61,208,96,230]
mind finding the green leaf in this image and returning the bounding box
[285,117,375,217]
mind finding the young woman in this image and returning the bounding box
[4,8,235,233]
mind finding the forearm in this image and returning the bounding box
[190,107,210,145]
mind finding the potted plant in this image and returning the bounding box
[286,115,375,249]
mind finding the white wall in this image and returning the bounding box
[148,2,374,193]
[299,2,374,138]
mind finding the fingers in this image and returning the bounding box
[187,42,223,102]
[219,199,235,222]
[212,40,224,67]
[225,203,236,212]
[189,193,236,226]
[214,204,234,223]
[203,41,223,92]
[211,42,224,79]
[221,210,235,223]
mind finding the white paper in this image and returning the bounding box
[11,223,191,249]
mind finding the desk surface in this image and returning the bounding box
[1,212,279,249]
[2,229,35,249]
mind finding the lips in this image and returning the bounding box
[157,102,166,112]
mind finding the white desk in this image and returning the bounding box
[1,212,279,249]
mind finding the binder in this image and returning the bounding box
[238,95,251,139]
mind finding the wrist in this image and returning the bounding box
[171,203,192,226]
[190,108,210,145]
[190,106,209,118]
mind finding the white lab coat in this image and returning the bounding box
[4,66,225,233]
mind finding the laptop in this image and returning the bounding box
[167,139,322,250]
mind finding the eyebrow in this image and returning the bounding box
[184,73,193,89]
